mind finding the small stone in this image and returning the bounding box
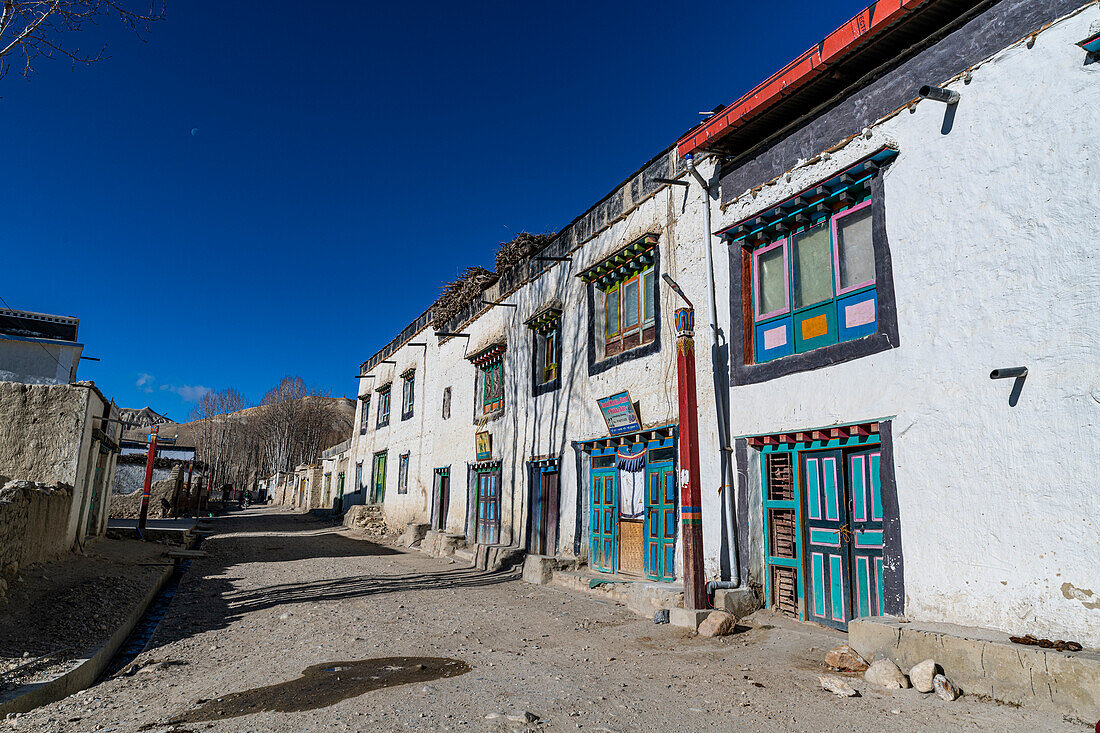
[697,611,737,637]
[824,644,869,672]
[485,712,505,720]
[819,675,859,697]
[507,710,539,723]
[909,659,938,693]
[279,613,289,620]
[933,673,960,701]
[864,659,910,689]
[653,609,670,624]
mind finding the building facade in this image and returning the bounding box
[347,0,1099,648]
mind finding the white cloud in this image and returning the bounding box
[136,373,155,393]
[167,384,212,402]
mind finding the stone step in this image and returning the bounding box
[850,617,1100,721]
[452,548,476,566]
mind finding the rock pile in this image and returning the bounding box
[343,505,389,536]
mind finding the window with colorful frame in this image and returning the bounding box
[579,234,661,374]
[376,384,391,427]
[397,452,410,494]
[526,305,562,395]
[358,395,370,435]
[468,343,506,418]
[723,150,899,380]
[400,368,415,420]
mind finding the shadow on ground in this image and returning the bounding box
[145,509,518,651]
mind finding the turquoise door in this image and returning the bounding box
[590,470,617,573]
[848,448,885,619]
[644,464,676,581]
[801,450,851,630]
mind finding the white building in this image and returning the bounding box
[0,309,83,385]
[349,0,1099,652]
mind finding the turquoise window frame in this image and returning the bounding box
[751,193,877,364]
[760,431,882,621]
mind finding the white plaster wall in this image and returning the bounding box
[353,155,730,585]
[712,7,1100,645]
[0,338,81,385]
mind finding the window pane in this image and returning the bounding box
[792,223,833,309]
[605,287,620,336]
[836,206,875,290]
[642,269,655,323]
[757,245,786,316]
[623,279,640,329]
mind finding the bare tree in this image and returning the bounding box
[187,377,353,500]
[0,0,165,78]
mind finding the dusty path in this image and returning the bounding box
[10,507,1086,732]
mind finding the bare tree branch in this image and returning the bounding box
[0,0,164,78]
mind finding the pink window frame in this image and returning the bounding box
[752,237,790,322]
[831,199,875,296]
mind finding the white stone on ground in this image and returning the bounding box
[933,673,961,701]
[864,659,910,689]
[819,675,859,697]
[908,659,937,693]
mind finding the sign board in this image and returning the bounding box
[597,391,641,436]
[475,431,492,461]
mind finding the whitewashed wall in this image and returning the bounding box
[353,158,731,581]
[712,6,1100,645]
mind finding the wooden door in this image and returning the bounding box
[530,470,559,555]
[476,472,500,545]
[589,470,617,573]
[848,448,885,619]
[644,465,677,582]
[801,450,852,630]
[433,473,449,530]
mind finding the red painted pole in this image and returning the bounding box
[182,460,193,517]
[138,426,158,532]
[675,308,707,610]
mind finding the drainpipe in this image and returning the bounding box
[684,153,741,588]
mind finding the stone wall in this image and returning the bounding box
[0,479,75,597]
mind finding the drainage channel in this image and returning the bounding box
[98,538,203,681]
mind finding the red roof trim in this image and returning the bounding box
[676,0,933,157]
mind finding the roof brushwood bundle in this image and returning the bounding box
[494,231,555,273]
[432,266,500,328]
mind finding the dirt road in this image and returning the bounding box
[10,508,1085,732]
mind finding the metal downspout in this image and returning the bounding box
[685,153,741,588]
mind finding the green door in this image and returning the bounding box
[644,462,677,582]
[590,468,618,573]
[372,452,387,504]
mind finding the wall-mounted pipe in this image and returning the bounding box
[918,85,960,105]
[684,153,741,588]
[990,367,1028,379]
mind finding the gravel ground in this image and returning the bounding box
[0,538,170,693]
[8,507,1088,732]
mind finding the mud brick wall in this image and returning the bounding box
[0,480,75,571]
[0,381,88,486]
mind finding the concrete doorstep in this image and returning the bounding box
[850,617,1100,721]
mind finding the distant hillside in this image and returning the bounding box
[121,397,355,446]
[117,406,176,431]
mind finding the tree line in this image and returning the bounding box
[189,376,352,491]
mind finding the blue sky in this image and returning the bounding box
[0,1,868,420]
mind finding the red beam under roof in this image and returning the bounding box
[676,0,934,158]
